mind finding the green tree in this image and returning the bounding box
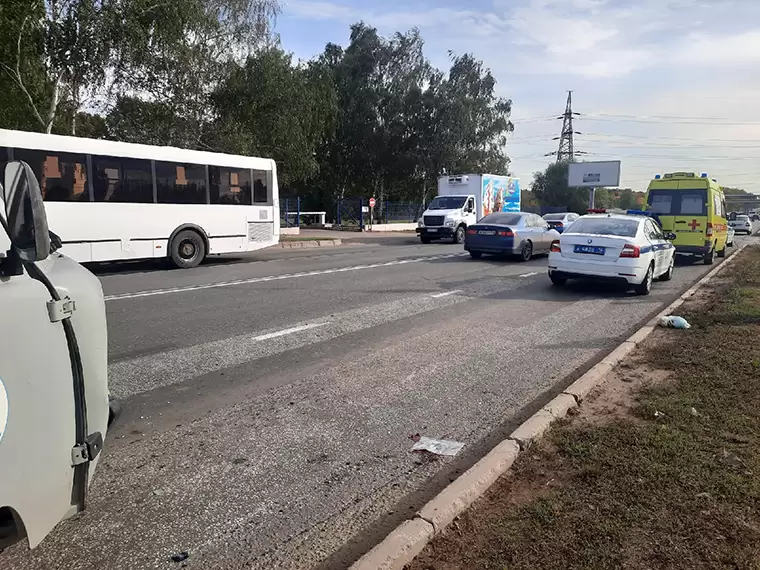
[209,47,337,186]
[121,0,281,146]
[1,0,280,135]
[312,24,514,207]
[0,0,49,131]
[531,161,588,213]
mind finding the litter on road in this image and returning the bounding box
[659,315,691,329]
[410,436,465,456]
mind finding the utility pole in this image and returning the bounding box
[557,90,576,163]
[544,91,585,162]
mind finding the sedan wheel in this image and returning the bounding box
[660,256,674,281]
[635,265,654,295]
[518,240,533,262]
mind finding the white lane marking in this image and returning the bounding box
[519,272,539,278]
[252,322,330,341]
[431,290,462,298]
[105,252,468,301]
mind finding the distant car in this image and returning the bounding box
[548,211,676,295]
[729,215,752,234]
[726,225,735,247]
[465,212,560,261]
[542,212,580,233]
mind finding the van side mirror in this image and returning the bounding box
[3,161,50,262]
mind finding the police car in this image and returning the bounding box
[548,209,677,295]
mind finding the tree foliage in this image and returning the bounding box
[531,162,589,213]
[210,47,337,186]
[530,162,646,213]
[0,16,516,210]
[0,0,280,135]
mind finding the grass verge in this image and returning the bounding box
[409,246,760,570]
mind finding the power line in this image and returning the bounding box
[581,115,760,126]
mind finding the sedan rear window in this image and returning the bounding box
[565,217,640,238]
[543,214,565,221]
[479,213,522,225]
[737,215,749,221]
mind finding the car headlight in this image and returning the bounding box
[418,220,424,227]
[445,220,455,227]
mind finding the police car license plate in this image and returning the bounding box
[574,245,605,255]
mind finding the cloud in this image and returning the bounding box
[279,0,760,192]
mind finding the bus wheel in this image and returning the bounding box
[170,230,206,269]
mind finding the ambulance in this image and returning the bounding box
[644,172,728,264]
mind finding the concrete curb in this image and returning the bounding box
[349,245,747,570]
[276,239,341,249]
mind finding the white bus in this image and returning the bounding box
[0,129,280,268]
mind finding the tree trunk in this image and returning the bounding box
[44,73,63,134]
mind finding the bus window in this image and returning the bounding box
[13,148,89,202]
[209,166,252,205]
[253,170,268,204]
[92,156,153,203]
[156,162,207,204]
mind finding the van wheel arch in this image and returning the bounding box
[0,506,27,549]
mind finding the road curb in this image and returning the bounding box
[276,239,341,249]
[348,244,747,570]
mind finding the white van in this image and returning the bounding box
[0,161,114,550]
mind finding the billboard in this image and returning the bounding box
[482,175,521,216]
[568,160,621,188]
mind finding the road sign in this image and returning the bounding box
[369,197,376,208]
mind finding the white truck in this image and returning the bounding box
[0,161,116,550]
[416,173,521,244]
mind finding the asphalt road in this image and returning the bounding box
[5,228,759,570]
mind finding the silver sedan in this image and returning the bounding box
[464,212,561,261]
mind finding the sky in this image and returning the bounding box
[275,0,760,193]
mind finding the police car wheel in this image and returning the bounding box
[635,264,653,296]
[660,256,674,281]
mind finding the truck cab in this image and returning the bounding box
[416,194,476,244]
[0,161,113,550]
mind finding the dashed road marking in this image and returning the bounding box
[431,290,462,298]
[252,322,330,341]
[105,253,469,301]
[519,272,539,278]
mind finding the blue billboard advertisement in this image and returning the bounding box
[482,175,521,216]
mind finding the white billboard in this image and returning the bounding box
[568,160,621,188]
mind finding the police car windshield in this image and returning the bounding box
[567,217,639,238]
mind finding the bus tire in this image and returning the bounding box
[169,229,206,269]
